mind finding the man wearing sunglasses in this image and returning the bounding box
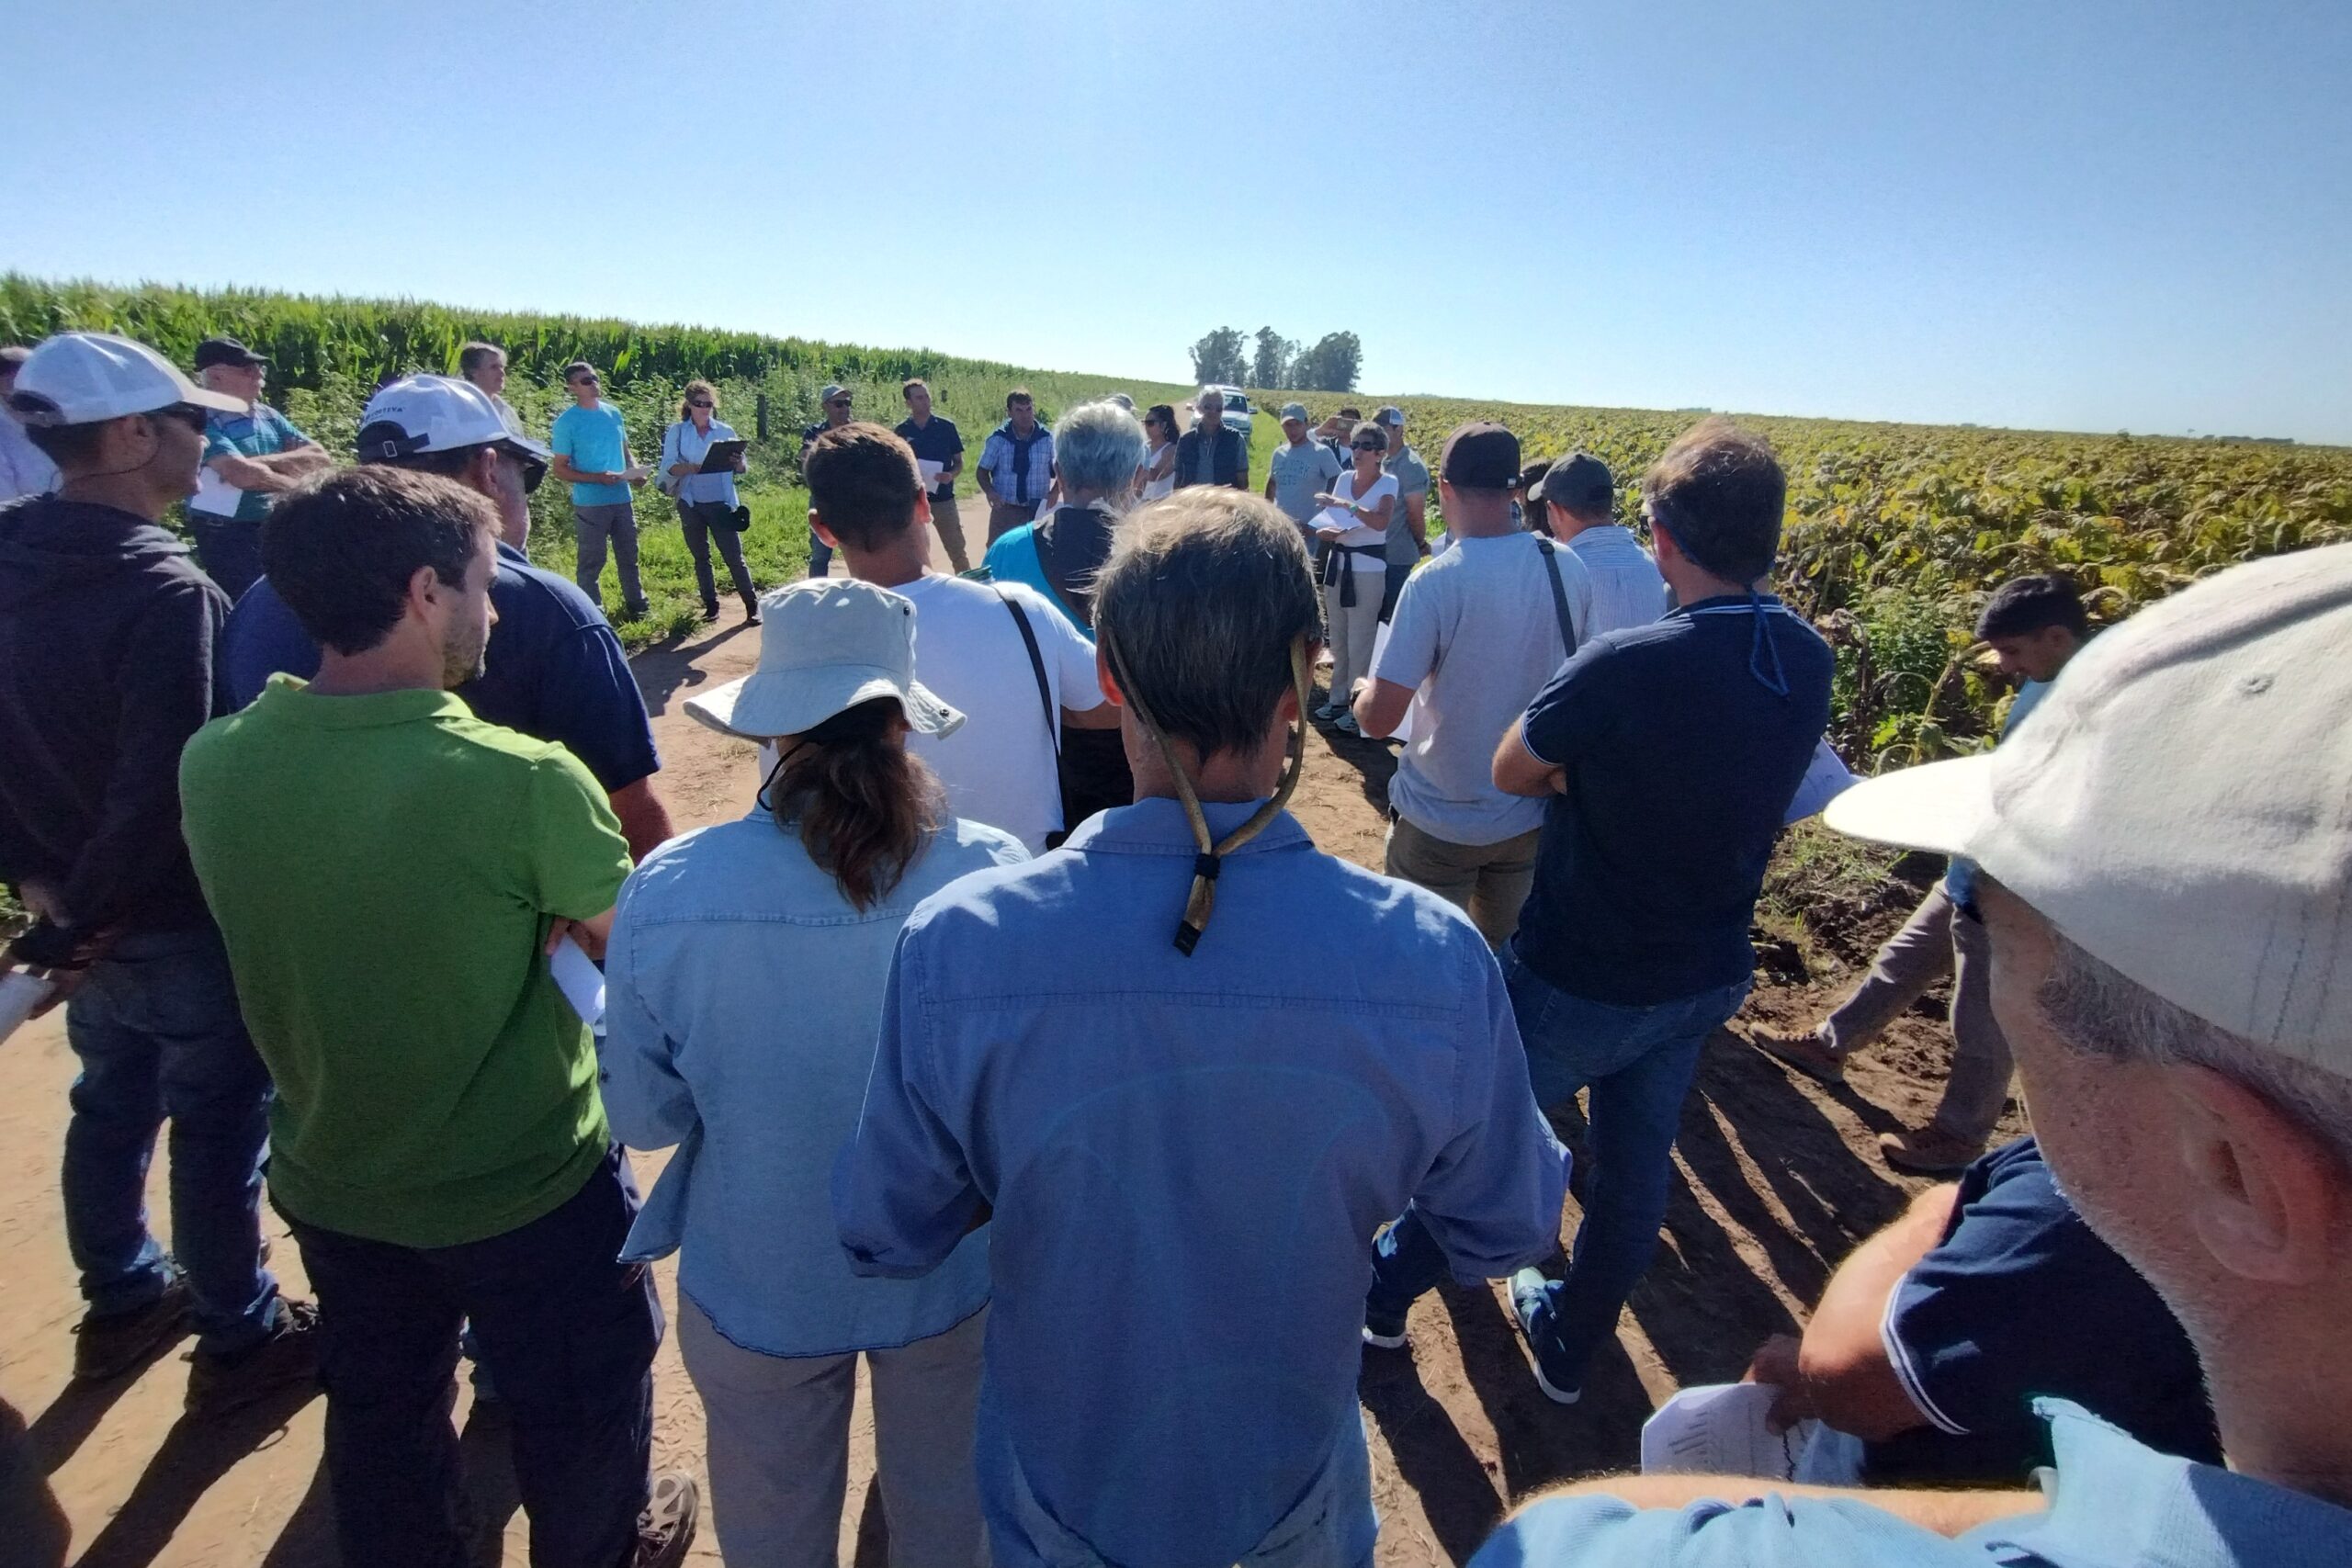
[221,376,674,861]
[0,333,321,1415]
[800,382,857,577]
[187,336,334,602]
[550,360,651,619]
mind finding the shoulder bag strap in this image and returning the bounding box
[996,587,1060,759]
[1536,538,1578,659]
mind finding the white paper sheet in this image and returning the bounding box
[918,458,944,486]
[1783,738,1860,826]
[550,935,605,1027]
[0,969,58,1049]
[1640,1382,1817,1480]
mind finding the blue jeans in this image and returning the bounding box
[188,513,265,603]
[62,925,280,1355]
[1367,949,1748,1389]
[284,1147,660,1568]
[807,523,833,579]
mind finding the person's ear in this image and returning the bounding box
[1095,644,1125,709]
[2171,1063,2348,1287]
[1650,517,1681,564]
[809,510,842,549]
[468,446,503,496]
[915,491,933,530]
[407,562,446,621]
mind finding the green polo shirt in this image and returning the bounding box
[180,676,631,1247]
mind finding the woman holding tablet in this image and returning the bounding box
[662,379,759,623]
[1310,421,1398,735]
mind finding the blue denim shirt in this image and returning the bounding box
[603,809,1026,1356]
[834,796,1569,1568]
[1469,1399,2352,1567]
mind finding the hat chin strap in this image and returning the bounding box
[1102,635,1312,955]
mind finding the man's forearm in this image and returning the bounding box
[1794,1184,1959,1439]
[267,445,334,475]
[606,777,675,863]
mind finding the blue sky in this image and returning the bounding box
[7,1,2347,442]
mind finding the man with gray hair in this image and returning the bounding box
[837,487,1567,1568]
[1173,388,1250,491]
[1471,543,2352,1564]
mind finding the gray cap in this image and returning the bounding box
[1376,405,1405,427]
[1279,401,1309,423]
[1534,451,1614,515]
[820,383,851,403]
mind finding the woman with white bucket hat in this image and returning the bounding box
[599,577,1027,1566]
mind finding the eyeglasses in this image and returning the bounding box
[827,399,851,410]
[688,400,715,409]
[155,404,210,434]
[571,376,600,389]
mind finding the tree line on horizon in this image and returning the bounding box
[1189,326,1363,394]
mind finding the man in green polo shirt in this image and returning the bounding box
[179,467,696,1568]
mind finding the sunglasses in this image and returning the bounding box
[571,376,601,389]
[688,399,715,409]
[827,398,852,409]
[1351,440,1385,451]
[156,404,210,434]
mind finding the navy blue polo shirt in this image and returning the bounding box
[1867,1136,2220,1485]
[1512,594,1831,1006]
[220,541,660,792]
[894,413,964,502]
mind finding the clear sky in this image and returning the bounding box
[8,1,2348,442]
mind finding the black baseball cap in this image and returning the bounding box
[193,336,269,371]
[1534,452,1614,515]
[1439,422,1521,489]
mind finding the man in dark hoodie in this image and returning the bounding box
[0,332,318,1414]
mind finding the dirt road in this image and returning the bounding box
[0,537,2015,1565]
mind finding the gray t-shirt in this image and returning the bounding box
[1373,533,1594,845]
[1268,439,1342,524]
[1383,446,1431,566]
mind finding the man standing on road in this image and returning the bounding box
[1354,423,1593,950]
[1749,575,2090,1174]
[0,345,60,502]
[1264,400,1341,547]
[837,488,1566,1568]
[1364,420,1830,1403]
[895,378,969,572]
[0,333,318,1415]
[549,360,651,619]
[809,422,1108,853]
[186,336,334,600]
[978,388,1055,546]
[1174,387,1250,491]
[1536,451,1669,637]
[458,340,518,423]
[180,467,697,1568]
[221,374,677,860]
[1478,544,2352,1565]
[1376,406,1430,622]
[800,382,857,577]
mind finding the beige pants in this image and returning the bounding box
[1821,881,2013,1145]
[1323,571,1384,704]
[931,493,971,574]
[1384,814,1544,950]
[987,500,1040,545]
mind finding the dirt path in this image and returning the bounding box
[0,538,2019,1565]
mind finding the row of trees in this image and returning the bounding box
[1189,326,1363,394]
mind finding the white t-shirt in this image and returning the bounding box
[1373,533,1595,846]
[1141,443,1176,501]
[897,574,1106,853]
[1314,469,1398,561]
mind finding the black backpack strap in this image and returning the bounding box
[996,587,1060,759]
[1536,538,1578,659]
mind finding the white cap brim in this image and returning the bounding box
[1821,752,1996,861]
[684,667,964,742]
[185,385,247,414]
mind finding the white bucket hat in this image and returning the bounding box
[684,579,963,741]
[1825,542,2352,1069]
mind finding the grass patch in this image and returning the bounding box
[526,483,817,651]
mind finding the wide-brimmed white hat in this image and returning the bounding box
[684,579,963,741]
[1825,542,2352,1071]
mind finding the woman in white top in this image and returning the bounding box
[1138,403,1180,501]
[662,378,760,624]
[1310,421,1398,734]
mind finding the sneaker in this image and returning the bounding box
[634,1470,700,1568]
[1877,1126,1985,1177]
[1506,1269,1582,1405]
[185,1299,322,1418]
[1362,1303,1408,1351]
[73,1275,193,1383]
[1333,713,1362,738]
[1747,1025,1847,1086]
[698,602,721,623]
[1313,702,1340,721]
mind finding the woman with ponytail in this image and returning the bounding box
[600,578,1026,1567]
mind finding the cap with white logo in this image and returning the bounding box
[6,333,243,427]
[1825,543,2352,1071]
[356,375,550,466]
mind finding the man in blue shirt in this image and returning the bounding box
[1750,575,2089,1175]
[187,336,334,600]
[548,360,650,618]
[896,378,969,572]
[1363,420,1832,1404]
[223,375,675,860]
[1469,544,2352,1568]
[835,488,1568,1568]
[977,388,1054,546]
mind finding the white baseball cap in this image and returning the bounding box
[357,374,551,466]
[685,578,964,741]
[1826,543,2352,1072]
[6,332,243,426]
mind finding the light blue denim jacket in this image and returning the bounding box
[603,808,1026,1356]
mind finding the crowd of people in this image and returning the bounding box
[1,327,2347,1568]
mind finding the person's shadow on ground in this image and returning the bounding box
[64,1379,321,1568]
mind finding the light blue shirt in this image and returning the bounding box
[1470,1398,2352,1568]
[550,400,633,506]
[1944,677,2052,910]
[834,796,1569,1568]
[0,413,59,502]
[1563,524,1672,637]
[603,809,1027,1356]
[660,417,741,509]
